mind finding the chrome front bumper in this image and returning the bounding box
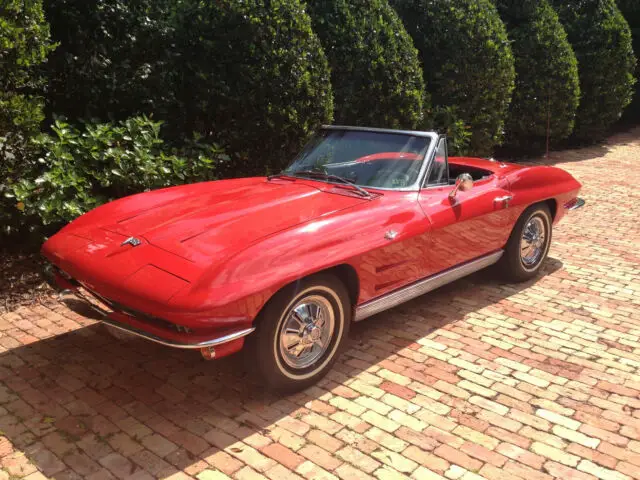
[57,284,254,350]
[98,313,255,349]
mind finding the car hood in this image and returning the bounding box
[80,177,368,263]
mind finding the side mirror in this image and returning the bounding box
[449,173,473,199]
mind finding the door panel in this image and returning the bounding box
[418,176,513,276]
[353,193,433,303]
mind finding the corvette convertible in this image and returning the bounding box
[43,126,584,391]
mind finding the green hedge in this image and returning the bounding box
[0,0,53,138]
[391,0,515,155]
[169,0,333,175]
[495,0,580,153]
[1,0,55,238]
[43,0,174,122]
[10,117,222,227]
[551,0,636,142]
[618,0,640,121]
[306,0,427,129]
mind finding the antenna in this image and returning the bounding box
[546,91,551,162]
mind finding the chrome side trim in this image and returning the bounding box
[565,198,585,210]
[65,289,255,349]
[354,250,504,321]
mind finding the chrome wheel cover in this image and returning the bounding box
[278,295,335,370]
[520,216,546,269]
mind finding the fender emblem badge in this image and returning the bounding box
[121,237,142,247]
[385,230,398,241]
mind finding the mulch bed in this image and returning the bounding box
[0,250,55,314]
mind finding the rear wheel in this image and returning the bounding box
[247,274,351,392]
[499,203,552,282]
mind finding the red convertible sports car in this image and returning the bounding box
[43,126,584,391]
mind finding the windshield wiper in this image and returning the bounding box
[266,173,297,181]
[292,170,372,198]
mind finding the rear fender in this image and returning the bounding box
[505,165,581,225]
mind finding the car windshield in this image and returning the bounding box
[283,129,432,189]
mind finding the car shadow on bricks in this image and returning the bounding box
[0,257,562,479]
[348,256,564,362]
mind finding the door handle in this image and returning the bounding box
[494,195,513,207]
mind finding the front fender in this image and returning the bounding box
[169,192,426,321]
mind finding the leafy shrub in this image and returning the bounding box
[43,0,174,122]
[391,0,515,155]
[1,0,55,239]
[169,0,333,175]
[551,0,636,142]
[617,0,640,121]
[9,116,223,227]
[0,0,54,137]
[432,106,472,155]
[306,0,427,129]
[495,0,580,153]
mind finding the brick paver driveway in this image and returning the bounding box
[1,129,640,480]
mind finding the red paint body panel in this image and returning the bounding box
[42,154,582,354]
[419,182,514,273]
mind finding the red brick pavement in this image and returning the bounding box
[1,128,639,479]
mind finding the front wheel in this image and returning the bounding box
[499,203,552,282]
[247,274,351,392]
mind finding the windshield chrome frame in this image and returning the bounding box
[291,125,439,192]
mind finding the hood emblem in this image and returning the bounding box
[121,237,142,247]
[385,230,398,241]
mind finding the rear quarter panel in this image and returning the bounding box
[505,165,582,224]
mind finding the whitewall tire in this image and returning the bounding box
[247,274,351,392]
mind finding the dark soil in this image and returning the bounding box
[0,250,55,314]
